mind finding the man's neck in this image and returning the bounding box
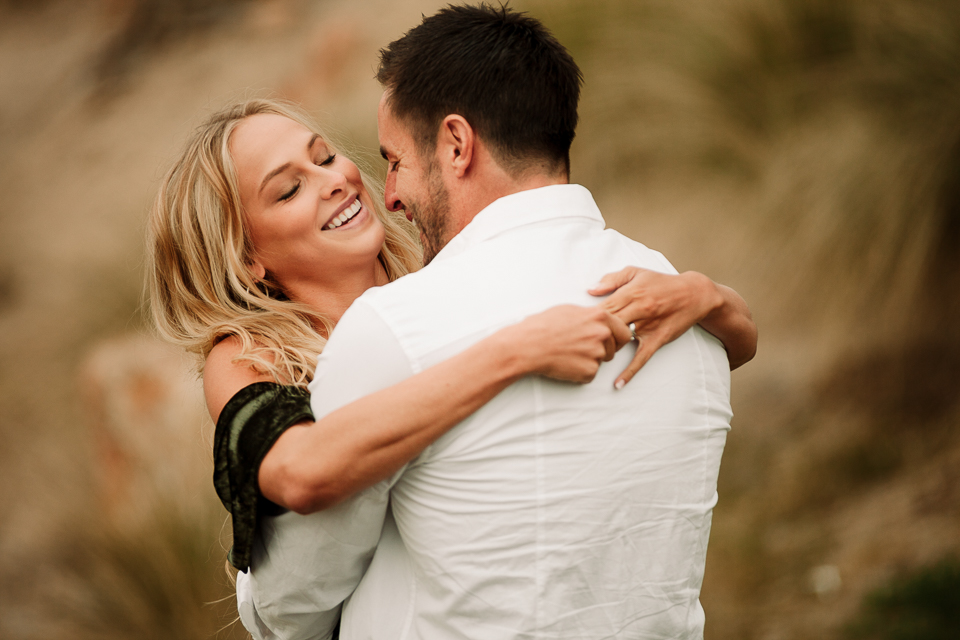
[447,166,569,241]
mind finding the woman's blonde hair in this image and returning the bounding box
[147,99,421,386]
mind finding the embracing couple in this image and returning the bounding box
[149,4,756,639]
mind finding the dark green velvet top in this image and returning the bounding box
[212,382,313,571]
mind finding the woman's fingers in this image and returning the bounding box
[518,305,612,382]
[588,266,640,298]
[603,313,634,355]
[552,308,631,378]
[614,335,656,389]
[591,267,665,319]
[517,303,669,385]
[614,325,677,389]
[588,268,729,387]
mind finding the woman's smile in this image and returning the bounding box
[323,197,364,230]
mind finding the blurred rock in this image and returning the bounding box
[79,334,212,528]
[279,14,366,108]
[244,0,296,35]
[809,564,842,598]
[0,262,15,313]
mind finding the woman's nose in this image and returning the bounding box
[317,167,348,199]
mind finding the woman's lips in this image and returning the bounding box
[324,197,363,230]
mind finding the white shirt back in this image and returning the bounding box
[240,184,731,640]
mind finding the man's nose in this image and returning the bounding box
[384,172,404,213]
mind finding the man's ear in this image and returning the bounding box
[437,114,474,178]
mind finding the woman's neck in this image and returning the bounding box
[282,257,389,326]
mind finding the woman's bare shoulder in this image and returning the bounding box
[203,336,274,422]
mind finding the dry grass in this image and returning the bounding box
[518,1,960,637]
[1,0,958,638]
[1,500,246,640]
[698,378,960,638]
[95,0,254,89]
[527,0,960,339]
[846,556,960,639]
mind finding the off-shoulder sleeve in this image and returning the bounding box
[213,382,313,571]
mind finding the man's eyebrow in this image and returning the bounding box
[379,146,389,160]
[258,134,322,195]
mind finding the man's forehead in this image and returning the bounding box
[377,91,396,129]
[377,94,412,155]
[377,90,392,112]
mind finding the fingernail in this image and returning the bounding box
[614,379,625,390]
[589,282,604,290]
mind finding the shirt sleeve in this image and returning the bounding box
[236,298,415,640]
[308,298,415,418]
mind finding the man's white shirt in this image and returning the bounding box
[237,184,732,640]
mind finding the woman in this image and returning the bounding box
[148,99,755,636]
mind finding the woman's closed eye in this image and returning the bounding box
[279,182,300,202]
[277,154,337,202]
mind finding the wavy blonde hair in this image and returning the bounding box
[147,99,421,386]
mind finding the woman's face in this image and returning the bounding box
[231,113,385,295]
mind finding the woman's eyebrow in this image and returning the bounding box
[258,133,322,195]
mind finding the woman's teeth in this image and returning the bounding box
[325,199,362,230]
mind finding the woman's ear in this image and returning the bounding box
[249,260,266,282]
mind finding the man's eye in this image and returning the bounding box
[389,161,399,172]
[279,183,300,201]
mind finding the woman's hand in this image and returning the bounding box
[499,305,634,384]
[245,279,749,514]
[589,267,757,387]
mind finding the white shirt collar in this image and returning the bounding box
[431,184,604,264]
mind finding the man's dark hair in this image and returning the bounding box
[376,3,582,176]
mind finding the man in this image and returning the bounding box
[239,6,735,639]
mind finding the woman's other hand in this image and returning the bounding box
[589,267,757,387]
[501,305,633,384]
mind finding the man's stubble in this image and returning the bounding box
[409,157,450,266]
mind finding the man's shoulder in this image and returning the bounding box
[309,295,416,413]
[341,267,450,357]
[597,228,680,276]
[358,259,465,318]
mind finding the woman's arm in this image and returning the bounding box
[590,267,757,387]
[204,305,631,515]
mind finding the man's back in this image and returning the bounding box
[355,185,731,638]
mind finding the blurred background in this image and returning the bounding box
[0,0,958,638]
